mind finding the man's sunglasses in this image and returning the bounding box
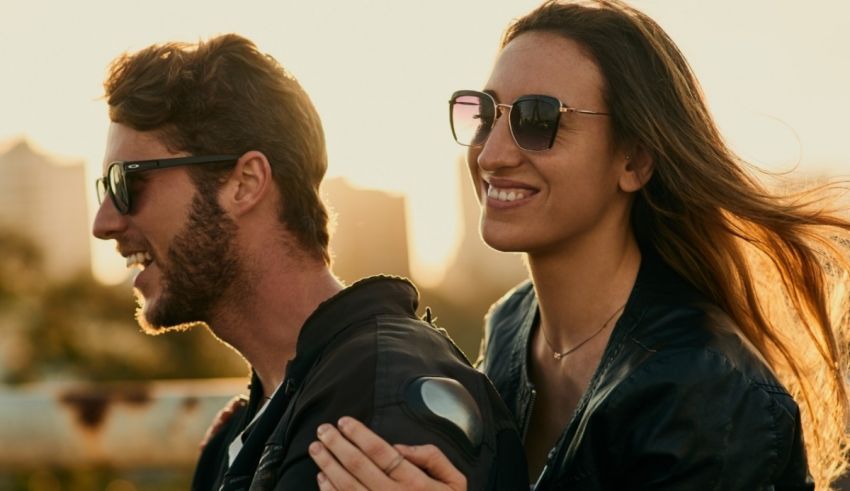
[95,155,239,214]
[449,90,609,152]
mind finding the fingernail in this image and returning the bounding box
[317,472,327,483]
[317,423,331,436]
[309,441,322,455]
[337,416,350,429]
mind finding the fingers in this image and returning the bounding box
[311,417,466,491]
[330,418,460,489]
[317,472,338,491]
[395,444,467,490]
[314,422,397,490]
[310,440,367,491]
[335,417,410,478]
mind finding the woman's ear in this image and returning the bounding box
[221,150,273,217]
[619,145,654,193]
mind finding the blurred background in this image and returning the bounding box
[1,0,849,489]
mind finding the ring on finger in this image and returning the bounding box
[383,452,405,475]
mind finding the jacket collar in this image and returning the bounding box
[244,275,419,401]
[297,276,418,354]
[605,246,695,350]
[517,247,697,394]
[287,275,420,383]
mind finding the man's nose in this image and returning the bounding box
[92,196,127,240]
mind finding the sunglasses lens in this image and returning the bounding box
[95,178,107,205]
[108,164,130,213]
[450,92,495,147]
[511,96,561,151]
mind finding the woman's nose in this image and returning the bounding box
[476,111,523,172]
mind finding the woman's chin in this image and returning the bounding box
[480,230,530,254]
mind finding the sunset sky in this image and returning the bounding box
[2,0,848,285]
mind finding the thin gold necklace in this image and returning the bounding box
[541,302,627,360]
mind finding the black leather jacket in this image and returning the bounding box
[480,249,814,490]
[193,276,527,490]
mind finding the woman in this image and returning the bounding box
[309,0,850,489]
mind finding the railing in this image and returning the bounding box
[0,378,245,469]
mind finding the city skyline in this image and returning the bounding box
[0,136,529,294]
[2,1,849,285]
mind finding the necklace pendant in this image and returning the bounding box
[553,352,563,360]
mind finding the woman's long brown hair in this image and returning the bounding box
[505,1,850,487]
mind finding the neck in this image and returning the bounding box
[527,227,641,349]
[208,250,343,399]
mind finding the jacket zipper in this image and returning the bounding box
[520,387,537,442]
[524,387,554,490]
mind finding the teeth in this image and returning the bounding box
[487,186,528,202]
[126,252,153,270]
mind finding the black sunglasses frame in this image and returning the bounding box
[95,154,240,215]
[449,89,609,152]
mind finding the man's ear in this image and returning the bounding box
[222,151,273,217]
[619,144,654,193]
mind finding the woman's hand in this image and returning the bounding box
[309,416,467,491]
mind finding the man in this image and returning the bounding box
[91,34,526,490]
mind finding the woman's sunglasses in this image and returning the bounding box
[449,90,609,152]
[95,155,239,214]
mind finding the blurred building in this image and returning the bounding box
[0,139,91,280]
[438,158,527,303]
[323,177,411,283]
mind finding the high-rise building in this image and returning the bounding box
[0,139,91,280]
[438,158,527,303]
[322,177,411,283]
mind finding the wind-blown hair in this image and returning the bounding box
[504,1,850,487]
[104,34,330,263]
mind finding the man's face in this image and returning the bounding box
[92,123,239,333]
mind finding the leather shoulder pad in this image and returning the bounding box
[404,377,483,449]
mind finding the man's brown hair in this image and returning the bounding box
[104,34,330,263]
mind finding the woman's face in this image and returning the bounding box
[468,31,633,257]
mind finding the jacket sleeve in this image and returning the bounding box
[593,348,814,491]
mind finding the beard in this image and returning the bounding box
[135,188,240,335]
